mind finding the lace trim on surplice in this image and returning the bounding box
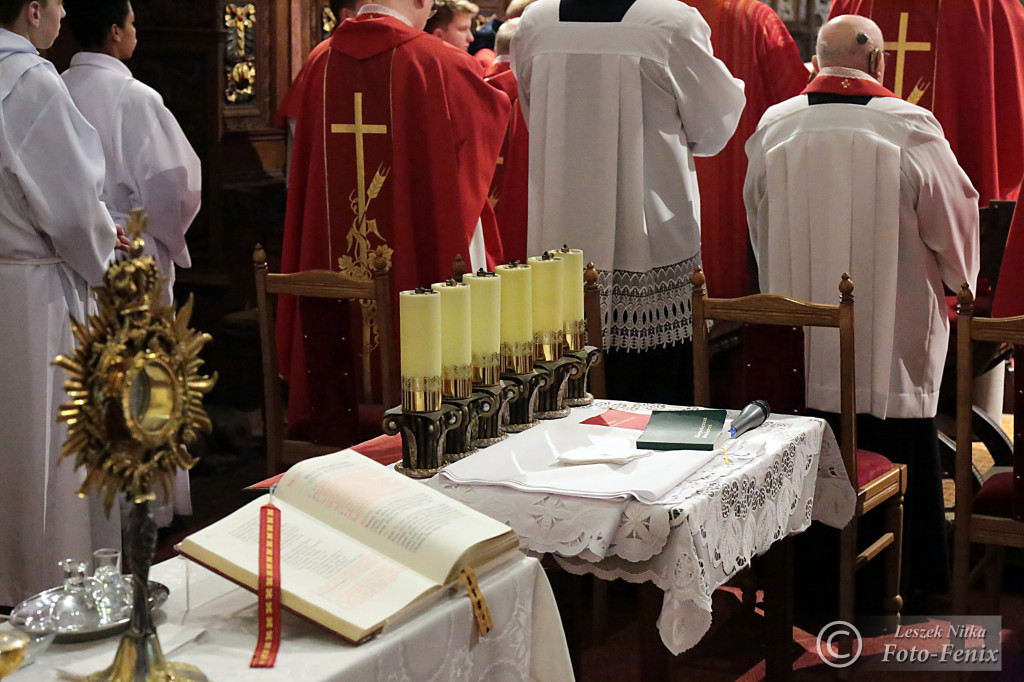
[598,253,702,352]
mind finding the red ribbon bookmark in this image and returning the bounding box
[250,503,282,668]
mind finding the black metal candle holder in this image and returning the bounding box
[565,346,602,407]
[442,390,496,462]
[383,404,463,478]
[500,366,550,433]
[471,381,519,448]
[534,355,577,419]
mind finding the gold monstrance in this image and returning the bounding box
[54,209,216,681]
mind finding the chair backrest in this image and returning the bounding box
[691,267,858,487]
[584,261,607,399]
[978,200,1015,297]
[954,283,1024,521]
[253,244,398,475]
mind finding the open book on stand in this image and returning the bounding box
[176,450,519,644]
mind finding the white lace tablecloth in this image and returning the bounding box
[10,555,573,682]
[427,400,856,655]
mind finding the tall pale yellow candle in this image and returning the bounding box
[496,262,533,372]
[463,270,501,368]
[399,288,441,382]
[430,280,472,368]
[431,280,472,397]
[528,254,564,337]
[557,247,585,350]
[557,247,585,325]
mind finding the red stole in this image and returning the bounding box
[485,63,529,263]
[802,74,898,99]
[685,0,809,298]
[830,0,1024,204]
[277,14,510,431]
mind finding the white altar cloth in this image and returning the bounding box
[8,554,573,682]
[428,400,856,655]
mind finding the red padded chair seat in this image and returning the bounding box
[857,448,895,489]
[973,471,1014,518]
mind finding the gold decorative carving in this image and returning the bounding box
[322,6,337,40]
[225,60,255,104]
[223,3,256,105]
[224,3,255,58]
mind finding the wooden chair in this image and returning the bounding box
[691,267,907,643]
[952,283,1024,614]
[254,244,398,475]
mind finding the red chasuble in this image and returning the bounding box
[277,14,510,433]
[830,0,1024,204]
[684,0,809,298]
[484,62,529,263]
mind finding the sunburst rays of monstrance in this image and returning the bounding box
[54,209,215,681]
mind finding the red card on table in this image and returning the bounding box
[579,409,651,430]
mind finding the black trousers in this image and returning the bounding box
[603,341,694,406]
[803,411,949,612]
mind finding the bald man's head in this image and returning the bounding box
[815,14,885,81]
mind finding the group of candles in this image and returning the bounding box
[399,247,585,412]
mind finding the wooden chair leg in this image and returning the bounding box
[884,490,904,629]
[984,546,1004,615]
[838,520,857,658]
[952,521,971,615]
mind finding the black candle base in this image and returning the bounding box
[535,355,577,419]
[566,346,602,407]
[500,367,550,433]
[383,404,463,478]
[471,381,519,447]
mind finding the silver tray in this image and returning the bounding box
[9,581,169,643]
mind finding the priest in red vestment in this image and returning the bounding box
[484,18,528,263]
[685,0,808,298]
[829,0,1024,205]
[277,0,510,438]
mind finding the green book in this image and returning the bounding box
[636,409,727,451]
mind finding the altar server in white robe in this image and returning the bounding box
[512,0,744,404]
[62,0,200,308]
[0,0,125,605]
[744,14,979,605]
[62,0,202,527]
